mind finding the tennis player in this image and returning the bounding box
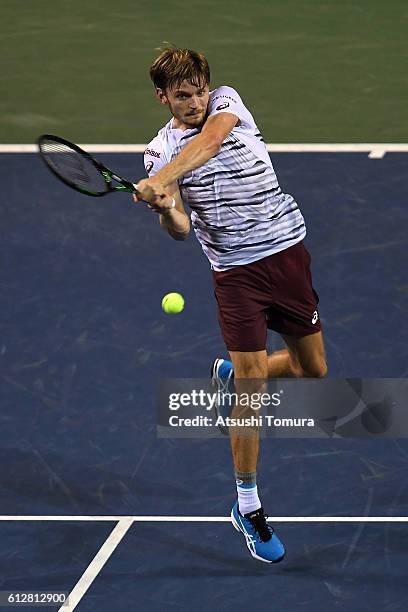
[135,46,327,563]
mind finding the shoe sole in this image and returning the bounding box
[231,508,285,564]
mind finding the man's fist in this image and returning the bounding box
[135,178,166,203]
[132,178,175,214]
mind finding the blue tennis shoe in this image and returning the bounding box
[231,500,285,563]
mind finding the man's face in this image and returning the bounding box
[157,79,210,130]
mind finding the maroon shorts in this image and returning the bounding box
[212,241,321,352]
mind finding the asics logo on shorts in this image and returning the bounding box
[312,310,319,325]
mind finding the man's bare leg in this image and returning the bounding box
[227,349,285,562]
[280,331,327,378]
[266,348,299,377]
[227,334,327,480]
[228,350,267,474]
[267,331,327,378]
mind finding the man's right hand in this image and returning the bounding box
[134,177,166,203]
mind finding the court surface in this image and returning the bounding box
[0,149,407,611]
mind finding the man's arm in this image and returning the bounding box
[158,181,190,241]
[137,112,238,199]
[133,180,190,241]
[157,112,239,186]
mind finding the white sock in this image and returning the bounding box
[237,484,261,515]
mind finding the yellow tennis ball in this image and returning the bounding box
[162,292,185,314]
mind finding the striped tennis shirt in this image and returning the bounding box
[144,85,306,271]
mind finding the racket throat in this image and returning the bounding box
[102,170,134,193]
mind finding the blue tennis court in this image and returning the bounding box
[0,149,407,610]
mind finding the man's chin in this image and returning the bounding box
[186,117,205,128]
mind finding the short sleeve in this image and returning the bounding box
[207,86,245,122]
[143,136,167,177]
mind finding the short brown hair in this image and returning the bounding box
[149,45,210,91]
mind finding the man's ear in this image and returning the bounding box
[155,88,168,105]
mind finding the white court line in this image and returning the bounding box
[0,515,407,522]
[1,143,408,158]
[0,514,402,611]
[59,518,133,612]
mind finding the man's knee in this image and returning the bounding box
[234,377,268,397]
[230,350,268,379]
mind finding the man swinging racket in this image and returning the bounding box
[134,45,327,563]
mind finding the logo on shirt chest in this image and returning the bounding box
[216,102,230,111]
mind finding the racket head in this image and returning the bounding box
[37,134,111,197]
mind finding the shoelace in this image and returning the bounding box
[247,511,273,542]
[219,370,234,394]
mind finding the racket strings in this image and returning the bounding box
[39,139,107,194]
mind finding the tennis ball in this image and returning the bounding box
[162,292,185,314]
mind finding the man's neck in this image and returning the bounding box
[172,117,190,131]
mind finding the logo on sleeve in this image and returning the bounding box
[213,94,237,103]
[145,161,154,174]
[144,148,161,158]
[216,102,230,111]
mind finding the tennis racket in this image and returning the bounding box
[37,134,139,197]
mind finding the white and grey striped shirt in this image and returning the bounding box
[144,85,306,271]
